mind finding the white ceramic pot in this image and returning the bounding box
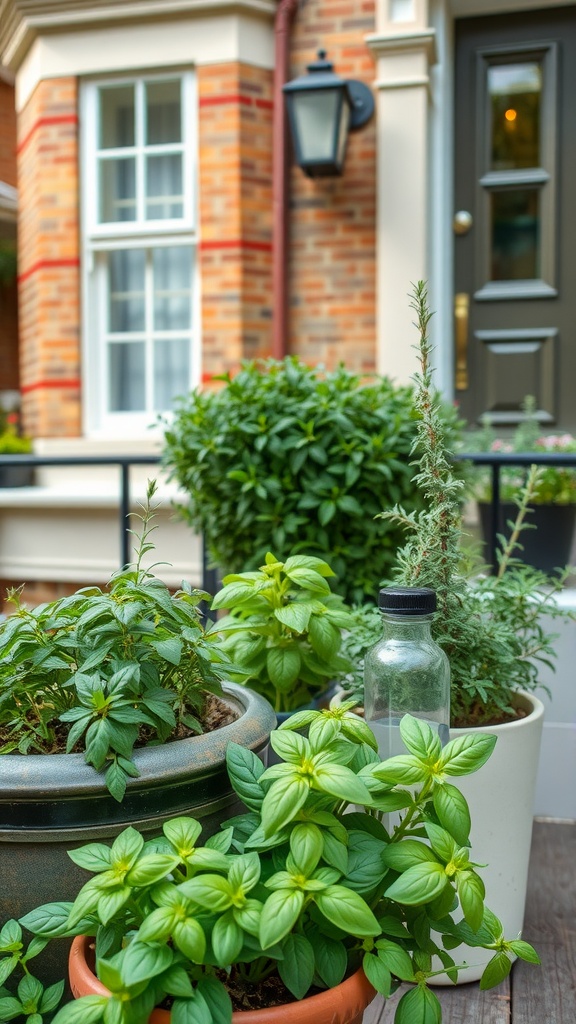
[430,690,545,985]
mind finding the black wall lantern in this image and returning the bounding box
[283,50,375,178]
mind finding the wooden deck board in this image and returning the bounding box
[511,820,576,1024]
[364,820,576,1024]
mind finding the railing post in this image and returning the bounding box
[490,462,501,572]
[119,462,131,569]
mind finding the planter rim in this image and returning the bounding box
[451,690,544,735]
[0,683,275,797]
[69,936,377,1023]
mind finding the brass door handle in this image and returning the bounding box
[454,292,469,390]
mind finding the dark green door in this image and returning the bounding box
[454,5,576,430]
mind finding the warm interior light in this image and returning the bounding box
[505,108,517,121]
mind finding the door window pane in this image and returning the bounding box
[145,155,183,220]
[146,80,182,144]
[491,188,540,280]
[153,247,192,330]
[108,250,145,332]
[489,62,541,171]
[153,338,190,410]
[100,86,135,148]
[109,342,146,411]
[100,159,136,222]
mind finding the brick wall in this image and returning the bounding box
[198,62,273,381]
[16,77,81,437]
[287,0,377,373]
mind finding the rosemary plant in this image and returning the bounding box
[377,282,571,727]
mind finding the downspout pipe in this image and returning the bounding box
[272,0,299,360]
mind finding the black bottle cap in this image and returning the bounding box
[378,587,437,615]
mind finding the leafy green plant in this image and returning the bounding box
[13,707,538,1024]
[0,482,232,801]
[210,552,353,713]
[338,602,383,704]
[161,357,462,604]
[375,283,572,727]
[0,920,64,1024]
[0,432,32,456]
[0,409,32,456]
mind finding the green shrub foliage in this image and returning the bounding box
[162,359,460,604]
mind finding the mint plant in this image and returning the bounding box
[0,921,64,1024]
[210,552,353,713]
[0,481,232,800]
[15,708,539,1024]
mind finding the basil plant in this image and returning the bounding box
[210,553,354,714]
[11,707,538,1024]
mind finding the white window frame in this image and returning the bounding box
[81,70,199,438]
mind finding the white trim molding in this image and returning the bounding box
[365,23,438,385]
[1,0,276,72]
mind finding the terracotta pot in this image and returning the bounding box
[69,936,377,1024]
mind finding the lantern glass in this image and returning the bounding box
[291,88,346,164]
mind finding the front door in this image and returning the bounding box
[454,5,576,430]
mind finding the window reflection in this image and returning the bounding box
[491,189,540,280]
[489,62,541,170]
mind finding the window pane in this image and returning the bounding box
[153,338,190,411]
[109,342,146,411]
[491,188,540,280]
[99,158,136,222]
[489,62,541,171]
[99,86,135,149]
[146,80,182,144]
[145,155,183,219]
[153,247,192,330]
[109,250,145,332]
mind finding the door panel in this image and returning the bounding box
[454,6,576,429]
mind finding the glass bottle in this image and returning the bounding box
[363,586,450,761]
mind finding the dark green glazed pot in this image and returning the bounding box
[0,683,275,983]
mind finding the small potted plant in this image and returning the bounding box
[465,396,576,573]
[0,481,275,977]
[0,408,33,487]
[342,283,572,982]
[210,552,353,719]
[2,706,539,1024]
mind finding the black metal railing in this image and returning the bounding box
[0,454,219,595]
[1,451,575,587]
[455,451,576,569]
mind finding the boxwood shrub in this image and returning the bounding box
[162,358,460,604]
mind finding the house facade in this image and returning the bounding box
[0,0,574,578]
